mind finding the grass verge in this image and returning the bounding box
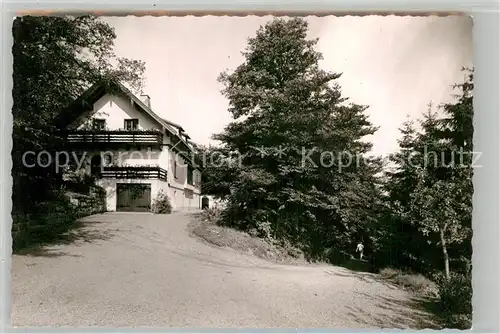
[188,212,306,265]
[380,267,438,296]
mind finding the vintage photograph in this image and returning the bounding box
[11,14,473,329]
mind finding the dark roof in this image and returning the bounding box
[161,118,184,132]
[55,82,107,129]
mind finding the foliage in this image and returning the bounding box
[151,190,173,214]
[12,15,145,151]
[198,19,473,327]
[201,206,223,224]
[12,15,146,207]
[378,69,473,277]
[12,16,145,246]
[376,69,473,328]
[434,271,472,329]
[12,193,81,251]
[380,268,437,296]
[196,145,240,199]
[211,17,383,262]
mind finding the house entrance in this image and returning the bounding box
[116,183,151,212]
[201,196,209,209]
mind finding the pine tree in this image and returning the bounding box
[378,117,431,270]
[214,18,380,261]
[386,116,419,206]
[403,70,474,279]
[438,68,474,272]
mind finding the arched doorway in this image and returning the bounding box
[201,196,209,210]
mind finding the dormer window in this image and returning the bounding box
[124,118,139,131]
[92,119,106,130]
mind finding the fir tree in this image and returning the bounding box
[214,18,380,261]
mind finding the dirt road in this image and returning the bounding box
[11,212,436,328]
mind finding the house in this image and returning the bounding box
[58,80,202,212]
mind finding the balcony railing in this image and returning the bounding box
[98,166,167,181]
[64,130,163,147]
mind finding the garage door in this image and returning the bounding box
[116,183,151,212]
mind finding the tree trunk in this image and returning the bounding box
[440,228,451,280]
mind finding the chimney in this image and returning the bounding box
[140,94,151,109]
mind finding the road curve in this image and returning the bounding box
[11,212,436,328]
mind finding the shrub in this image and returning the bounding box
[380,267,437,295]
[12,195,80,251]
[151,190,173,214]
[434,272,472,329]
[380,267,403,279]
[201,206,223,224]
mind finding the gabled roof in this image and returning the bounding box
[57,80,196,154]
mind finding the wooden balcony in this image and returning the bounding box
[98,166,167,181]
[64,130,163,148]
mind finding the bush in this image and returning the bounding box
[151,190,173,214]
[434,272,472,329]
[12,195,80,251]
[201,206,223,224]
[380,268,437,295]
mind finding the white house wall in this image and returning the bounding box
[166,153,198,210]
[167,186,200,212]
[161,128,202,210]
[68,91,201,211]
[75,93,160,131]
[158,133,172,170]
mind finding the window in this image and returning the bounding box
[124,118,139,130]
[184,188,194,199]
[187,166,193,185]
[90,155,102,177]
[173,161,178,179]
[92,119,106,130]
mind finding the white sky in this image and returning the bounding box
[102,15,473,155]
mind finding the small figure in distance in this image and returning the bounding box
[356,241,364,260]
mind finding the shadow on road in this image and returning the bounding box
[324,262,444,329]
[14,220,116,258]
[336,258,375,272]
[346,291,442,329]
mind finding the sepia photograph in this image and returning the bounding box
[10,14,473,329]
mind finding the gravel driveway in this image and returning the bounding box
[11,212,437,328]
